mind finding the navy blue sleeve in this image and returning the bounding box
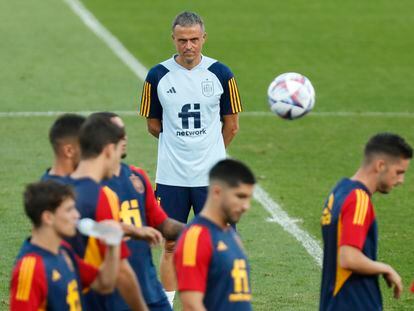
[139,64,169,119]
[208,62,242,116]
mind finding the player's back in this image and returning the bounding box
[63,177,123,311]
[10,240,86,310]
[175,216,252,311]
[320,178,380,311]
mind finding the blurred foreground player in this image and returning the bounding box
[64,114,149,311]
[320,133,412,310]
[96,112,184,310]
[174,159,255,311]
[10,181,121,310]
[42,113,85,181]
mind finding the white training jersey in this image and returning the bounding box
[139,55,242,187]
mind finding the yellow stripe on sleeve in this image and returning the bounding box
[228,79,236,113]
[183,226,203,267]
[139,82,152,117]
[16,256,36,301]
[230,78,242,112]
[102,186,121,221]
[353,190,361,225]
[145,82,151,117]
[357,191,369,225]
[353,189,369,225]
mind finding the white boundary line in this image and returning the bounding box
[60,0,324,265]
[2,110,414,118]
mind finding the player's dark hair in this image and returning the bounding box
[172,11,204,32]
[89,111,119,119]
[79,114,125,159]
[49,114,86,153]
[365,132,413,160]
[209,159,256,187]
[24,180,75,228]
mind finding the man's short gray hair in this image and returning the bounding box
[172,11,205,32]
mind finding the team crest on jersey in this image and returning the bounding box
[201,80,214,97]
[129,174,145,194]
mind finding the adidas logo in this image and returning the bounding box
[52,269,61,281]
[167,87,177,94]
[217,241,228,251]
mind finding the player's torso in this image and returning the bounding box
[17,242,84,311]
[103,164,166,305]
[198,220,252,311]
[155,56,227,186]
[320,179,380,310]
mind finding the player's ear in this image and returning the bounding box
[41,210,55,227]
[375,158,386,173]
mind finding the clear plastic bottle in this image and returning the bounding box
[77,218,123,246]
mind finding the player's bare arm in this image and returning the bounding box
[156,218,185,240]
[147,118,162,138]
[179,291,206,311]
[90,222,122,293]
[222,113,239,148]
[121,223,163,246]
[340,245,403,298]
[117,259,149,311]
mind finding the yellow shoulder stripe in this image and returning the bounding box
[16,256,36,301]
[183,226,203,267]
[139,82,151,117]
[102,186,120,221]
[353,189,369,225]
[228,78,242,113]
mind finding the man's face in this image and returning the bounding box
[51,197,79,238]
[377,157,410,193]
[104,142,123,179]
[172,24,206,66]
[219,183,254,225]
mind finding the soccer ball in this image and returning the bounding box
[267,72,315,120]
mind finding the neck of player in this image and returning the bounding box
[71,159,106,183]
[175,55,202,70]
[31,227,61,255]
[200,199,229,229]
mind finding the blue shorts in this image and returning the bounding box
[155,184,208,224]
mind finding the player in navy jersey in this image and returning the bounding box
[95,112,184,311]
[320,133,412,310]
[63,114,152,311]
[139,11,243,304]
[174,159,255,311]
[41,113,86,181]
[10,180,121,311]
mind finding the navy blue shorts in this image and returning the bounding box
[155,184,208,224]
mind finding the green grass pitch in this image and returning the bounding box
[1,0,414,309]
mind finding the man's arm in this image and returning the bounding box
[147,118,162,138]
[89,243,120,293]
[179,291,206,311]
[117,259,149,311]
[340,245,403,298]
[121,223,163,246]
[222,114,239,148]
[157,218,185,241]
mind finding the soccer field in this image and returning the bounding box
[1,0,414,310]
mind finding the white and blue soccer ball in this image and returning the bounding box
[267,72,315,120]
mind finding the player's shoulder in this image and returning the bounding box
[147,60,170,83]
[13,242,47,278]
[206,58,234,81]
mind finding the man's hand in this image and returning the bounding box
[122,223,163,246]
[383,265,403,299]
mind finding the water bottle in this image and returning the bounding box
[77,218,123,246]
